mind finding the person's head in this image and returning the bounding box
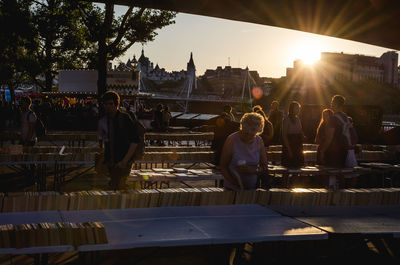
[157,103,163,111]
[331,95,345,112]
[102,91,120,116]
[321,108,333,122]
[288,101,301,117]
[163,105,169,111]
[239,112,264,142]
[252,105,262,113]
[270,100,279,110]
[223,104,232,113]
[19,96,32,111]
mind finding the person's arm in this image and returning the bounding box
[315,124,322,144]
[116,114,139,168]
[282,119,292,157]
[265,121,274,142]
[24,122,35,144]
[116,142,137,168]
[220,135,238,187]
[98,119,104,148]
[259,140,268,171]
[23,112,36,145]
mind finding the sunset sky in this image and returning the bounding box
[112,6,399,78]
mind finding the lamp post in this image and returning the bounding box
[131,61,140,110]
[131,61,140,93]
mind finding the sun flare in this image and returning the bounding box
[292,40,322,65]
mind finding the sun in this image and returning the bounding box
[292,40,322,65]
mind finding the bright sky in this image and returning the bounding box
[112,5,398,78]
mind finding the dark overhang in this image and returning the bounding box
[96,0,400,51]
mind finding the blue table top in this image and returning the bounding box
[61,205,327,251]
[0,211,62,225]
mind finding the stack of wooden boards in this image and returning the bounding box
[2,187,400,212]
[0,222,107,248]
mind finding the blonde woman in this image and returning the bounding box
[220,112,268,190]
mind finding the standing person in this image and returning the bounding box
[19,96,37,147]
[211,111,239,166]
[281,101,304,168]
[162,105,172,131]
[268,100,283,144]
[220,112,268,191]
[315,108,334,165]
[252,105,274,147]
[98,91,140,190]
[223,104,235,122]
[320,95,358,189]
[151,103,164,132]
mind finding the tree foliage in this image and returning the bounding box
[93,3,176,96]
[1,1,176,97]
[0,0,38,102]
[30,0,99,91]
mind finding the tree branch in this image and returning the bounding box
[108,7,145,53]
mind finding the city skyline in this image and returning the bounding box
[111,6,399,78]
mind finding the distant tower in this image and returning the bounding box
[178,52,198,112]
[138,48,151,75]
[187,52,197,90]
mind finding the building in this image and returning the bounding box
[286,51,399,89]
[319,51,398,87]
[202,66,261,98]
[115,49,194,83]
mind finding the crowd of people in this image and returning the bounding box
[0,98,99,131]
[3,91,360,191]
[216,94,359,191]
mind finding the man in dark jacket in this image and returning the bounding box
[98,91,140,190]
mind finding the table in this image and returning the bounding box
[128,168,223,188]
[268,165,373,188]
[360,162,400,187]
[135,151,215,169]
[0,154,95,191]
[145,132,214,146]
[59,205,327,251]
[144,146,212,152]
[269,205,400,237]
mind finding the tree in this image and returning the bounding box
[87,3,176,96]
[0,0,38,103]
[30,0,99,91]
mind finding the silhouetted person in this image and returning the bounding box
[281,101,304,168]
[252,105,273,147]
[212,111,239,166]
[320,95,358,189]
[268,100,283,144]
[315,108,334,165]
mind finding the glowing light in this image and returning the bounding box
[251,87,263,99]
[283,227,327,235]
[291,40,322,65]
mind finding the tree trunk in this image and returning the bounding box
[44,29,53,92]
[45,70,52,92]
[8,82,15,104]
[97,2,114,98]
